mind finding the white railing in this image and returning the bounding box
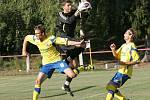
[0,47,150,73]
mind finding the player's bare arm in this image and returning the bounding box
[110,43,118,58]
[67,39,85,48]
[22,36,29,56]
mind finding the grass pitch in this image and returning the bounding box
[0,64,150,100]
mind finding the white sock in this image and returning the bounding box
[65,81,70,86]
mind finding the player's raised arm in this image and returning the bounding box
[110,43,118,58]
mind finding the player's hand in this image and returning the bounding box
[77,1,92,12]
[110,43,116,50]
[80,39,86,48]
[75,39,85,48]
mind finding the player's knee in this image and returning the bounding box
[64,68,77,78]
[72,73,76,78]
[34,83,41,94]
[68,72,76,78]
[35,79,41,85]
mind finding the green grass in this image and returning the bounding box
[0,66,150,100]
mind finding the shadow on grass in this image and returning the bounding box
[40,85,96,98]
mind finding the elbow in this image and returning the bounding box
[23,37,28,44]
[23,36,29,48]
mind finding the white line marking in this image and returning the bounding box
[77,92,106,100]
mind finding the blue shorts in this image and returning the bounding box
[40,60,69,78]
[109,72,130,88]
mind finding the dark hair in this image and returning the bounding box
[128,28,137,40]
[34,24,45,33]
[61,0,72,6]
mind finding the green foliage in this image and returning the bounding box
[0,0,59,55]
[0,0,150,55]
[37,0,59,34]
[129,0,150,36]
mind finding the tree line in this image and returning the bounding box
[0,0,150,55]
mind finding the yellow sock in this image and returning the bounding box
[106,93,113,100]
[33,91,39,100]
[33,85,41,100]
[114,90,126,100]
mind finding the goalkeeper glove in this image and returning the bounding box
[77,1,92,12]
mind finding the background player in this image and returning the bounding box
[106,28,140,100]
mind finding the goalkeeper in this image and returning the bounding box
[106,28,140,100]
[22,24,85,100]
[55,0,92,96]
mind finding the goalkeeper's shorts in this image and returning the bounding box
[66,47,85,59]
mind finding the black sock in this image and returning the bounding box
[64,76,72,86]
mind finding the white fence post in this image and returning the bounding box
[79,40,91,66]
[26,54,30,73]
[79,52,84,66]
[105,63,108,69]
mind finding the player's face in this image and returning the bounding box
[35,29,44,40]
[63,3,72,13]
[124,30,133,41]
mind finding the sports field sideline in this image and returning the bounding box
[0,63,150,100]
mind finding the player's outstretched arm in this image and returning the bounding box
[54,36,86,48]
[67,39,86,48]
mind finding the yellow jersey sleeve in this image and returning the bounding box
[130,44,140,62]
[50,35,68,45]
[26,35,38,45]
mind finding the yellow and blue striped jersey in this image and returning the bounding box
[116,42,140,77]
[26,35,68,65]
